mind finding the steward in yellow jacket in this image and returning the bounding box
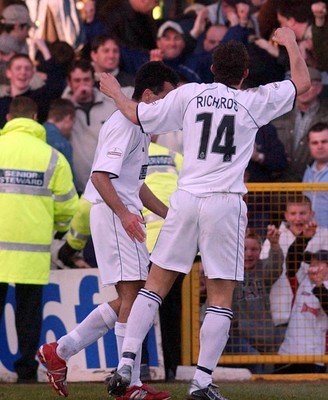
[0,99,78,382]
[143,141,182,252]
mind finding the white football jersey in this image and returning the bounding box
[137,80,296,195]
[84,110,150,210]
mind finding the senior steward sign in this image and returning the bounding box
[0,269,164,382]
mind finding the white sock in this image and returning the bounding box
[115,322,142,387]
[57,303,117,361]
[115,321,126,359]
[193,306,233,388]
[131,346,142,387]
[117,289,162,370]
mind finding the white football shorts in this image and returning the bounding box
[90,202,150,286]
[150,190,247,281]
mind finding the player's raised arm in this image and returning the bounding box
[272,27,311,95]
[100,72,138,124]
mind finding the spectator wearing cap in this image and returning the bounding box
[272,67,328,181]
[154,19,213,83]
[276,249,328,373]
[0,4,35,55]
[120,15,212,83]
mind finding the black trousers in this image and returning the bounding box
[0,282,43,380]
[159,273,184,379]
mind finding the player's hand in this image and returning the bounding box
[120,211,146,243]
[272,27,296,47]
[100,72,121,99]
[150,49,163,62]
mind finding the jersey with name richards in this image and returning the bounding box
[137,80,296,195]
[84,110,150,210]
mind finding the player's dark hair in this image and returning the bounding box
[132,61,179,101]
[47,98,76,122]
[212,40,249,87]
[8,96,38,119]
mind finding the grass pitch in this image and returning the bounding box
[1,380,328,400]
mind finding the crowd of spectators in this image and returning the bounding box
[1,0,328,379]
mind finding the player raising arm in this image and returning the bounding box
[100,27,310,400]
[100,28,310,125]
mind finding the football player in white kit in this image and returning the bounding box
[100,28,311,400]
[37,62,179,400]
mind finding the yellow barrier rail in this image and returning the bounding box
[181,183,328,368]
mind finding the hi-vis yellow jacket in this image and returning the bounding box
[66,194,91,251]
[143,142,183,253]
[0,118,79,284]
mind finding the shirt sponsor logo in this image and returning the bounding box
[0,169,44,186]
[139,165,148,180]
[107,147,123,158]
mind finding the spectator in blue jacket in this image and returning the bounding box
[303,122,328,228]
[44,98,76,178]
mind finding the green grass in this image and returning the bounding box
[0,381,328,400]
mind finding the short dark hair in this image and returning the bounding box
[132,61,179,101]
[276,0,312,24]
[7,53,32,69]
[311,249,328,263]
[8,96,38,119]
[212,40,249,87]
[245,228,262,246]
[307,122,328,140]
[48,41,75,71]
[47,98,76,122]
[67,59,95,79]
[91,34,120,53]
